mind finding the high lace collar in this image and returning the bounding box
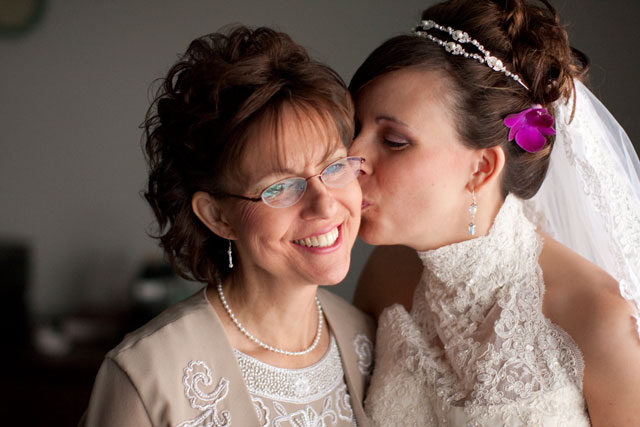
[416,194,540,296]
[365,194,590,425]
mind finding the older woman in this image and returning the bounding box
[81,26,374,426]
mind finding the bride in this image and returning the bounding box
[348,0,640,425]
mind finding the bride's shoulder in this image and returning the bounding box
[538,233,640,424]
[538,232,638,359]
[539,232,632,331]
[353,245,422,320]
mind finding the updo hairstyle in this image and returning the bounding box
[349,0,588,199]
[143,26,354,284]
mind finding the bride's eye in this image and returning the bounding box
[383,134,410,150]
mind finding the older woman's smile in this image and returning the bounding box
[293,225,341,248]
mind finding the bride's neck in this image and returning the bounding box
[473,188,505,238]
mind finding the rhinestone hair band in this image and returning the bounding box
[412,19,529,91]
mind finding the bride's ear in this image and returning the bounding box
[191,191,237,239]
[467,146,506,192]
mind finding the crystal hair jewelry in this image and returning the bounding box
[412,19,529,90]
[504,105,556,153]
[469,190,477,236]
[216,280,323,356]
[227,239,234,269]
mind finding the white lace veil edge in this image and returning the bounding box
[522,80,640,336]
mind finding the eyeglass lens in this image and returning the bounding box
[261,157,362,208]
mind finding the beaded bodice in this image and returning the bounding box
[234,334,357,426]
[365,195,591,426]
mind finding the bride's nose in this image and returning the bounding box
[348,138,371,176]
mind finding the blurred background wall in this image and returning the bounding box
[1,1,638,423]
[1,0,639,320]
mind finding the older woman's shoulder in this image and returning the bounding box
[85,286,261,426]
[108,287,215,359]
[103,286,239,390]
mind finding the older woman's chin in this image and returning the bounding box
[310,254,353,286]
[320,270,351,287]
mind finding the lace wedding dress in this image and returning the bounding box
[365,195,591,426]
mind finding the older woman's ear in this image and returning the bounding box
[191,191,237,239]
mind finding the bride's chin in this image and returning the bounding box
[358,224,393,246]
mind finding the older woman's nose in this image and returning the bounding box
[300,177,338,219]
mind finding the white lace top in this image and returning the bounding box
[235,334,358,426]
[365,195,591,426]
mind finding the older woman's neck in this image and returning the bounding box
[210,271,329,368]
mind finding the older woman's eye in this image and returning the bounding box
[324,162,345,176]
[263,182,287,198]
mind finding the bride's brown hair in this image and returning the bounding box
[350,0,588,199]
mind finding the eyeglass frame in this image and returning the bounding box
[214,156,365,208]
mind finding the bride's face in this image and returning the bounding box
[349,68,478,251]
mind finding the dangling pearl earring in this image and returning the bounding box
[468,190,477,236]
[227,239,234,269]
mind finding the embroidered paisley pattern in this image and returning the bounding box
[365,195,591,426]
[251,386,356,427]
[334,384,355,422]
[273,399,337,427]
[177,360,231,427]
[353,334,373,377]
[253,397,270,427]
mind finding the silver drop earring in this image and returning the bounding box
[227,239,234,269]
[468,190,477,236]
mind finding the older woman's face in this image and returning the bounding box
[225,106,361,287]
[348,68,477,251]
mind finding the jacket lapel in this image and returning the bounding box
[204,293,262,425]
[319,290,371,427]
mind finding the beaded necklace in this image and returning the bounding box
[217,281,323,356]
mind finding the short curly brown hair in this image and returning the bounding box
[142,26,354,285]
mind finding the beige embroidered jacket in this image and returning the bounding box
[80,287,375,427]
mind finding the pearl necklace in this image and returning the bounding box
[216,281,323,356]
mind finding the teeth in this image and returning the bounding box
[294,227,339,248]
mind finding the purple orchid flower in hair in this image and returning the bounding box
[503,105,555,153]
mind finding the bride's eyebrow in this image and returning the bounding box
[376,115,410,128]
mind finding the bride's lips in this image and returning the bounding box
[361,199,371,209]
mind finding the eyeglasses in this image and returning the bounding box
[219,156,364,208]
